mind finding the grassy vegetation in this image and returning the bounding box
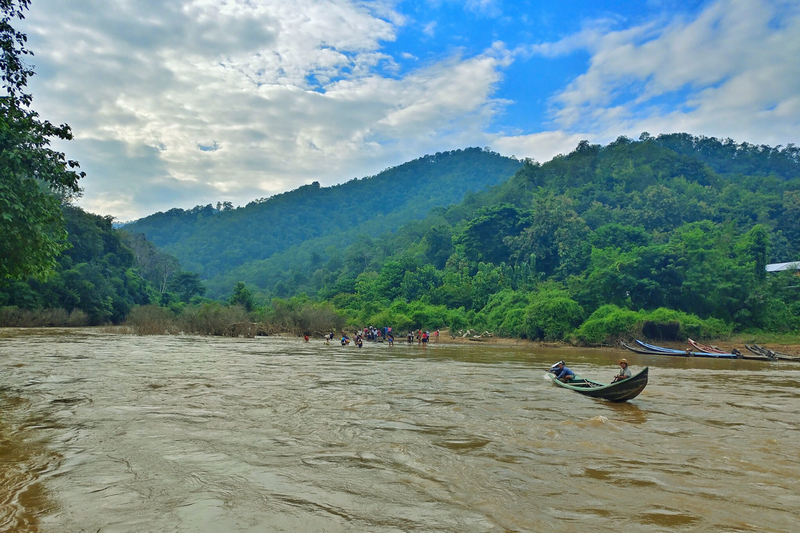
[122,298,346,338]
[0,307,89,327]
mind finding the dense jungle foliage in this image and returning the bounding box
[226,133,799,343]
[1,206,153,324]
[0,204,216,326]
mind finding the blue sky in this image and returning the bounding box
[18,0,800,220]
[381,0,709,133]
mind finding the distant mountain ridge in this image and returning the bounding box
[124,148,522,284]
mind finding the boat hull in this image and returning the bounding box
[621,341,769,361]
[635,340,739,358]
[688,338,729,354]
[620,341,677,355]
[747,345,798,361]
[548,367,649,402]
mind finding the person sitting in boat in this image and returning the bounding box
[612,359,632,382]
[551,361,575,382]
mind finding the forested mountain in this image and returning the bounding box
[6,133,799,340]
[266,133,800,341]
[124,148,522,290]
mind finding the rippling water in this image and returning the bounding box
[1,329,799,532]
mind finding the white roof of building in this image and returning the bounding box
[766,261,800,272]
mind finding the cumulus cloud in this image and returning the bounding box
[536,0,800,145]
[22,0,512,219]
[464,0,502,18]
[19,0,800,220]
[490,131,587,163]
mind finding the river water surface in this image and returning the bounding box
[1,329,799,532]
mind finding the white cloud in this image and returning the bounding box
[465,0,502,18]
[20,0,800,222]
[517,17,625,59]
[22,0,513,220]
[491,131,587,163]
[535,0,800,145]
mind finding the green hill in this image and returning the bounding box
[124,148,522,296]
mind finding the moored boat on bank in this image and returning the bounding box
[621,340,769,360]
[688,338,730,354]
[746,344,799,361]
[619,341,665,355]
[635,339,740,359]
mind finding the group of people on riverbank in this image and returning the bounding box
[320,327,440,347]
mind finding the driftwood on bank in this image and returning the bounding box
[452,329,494,340]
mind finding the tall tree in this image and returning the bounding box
[229,281,255,311]
[119,231,181,293]
[167,271,207,303]
[0,0,84,279]
[457,203,528,264]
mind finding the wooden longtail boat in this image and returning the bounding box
[620,341,665,355]
[635,340,740,359]
[746,345,798,361]
[688,338,729,354]
[634,340,686,354]
[746,344,768,357]
[754,344,800,360]
[622,340,768,361]
[548,367,648,402]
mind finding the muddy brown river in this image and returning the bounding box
[1,329,799,532]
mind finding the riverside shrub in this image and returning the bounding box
[643,307,732,339]
[524,296,584,340]
[472,289,528,333]
[751,299,797,333]
[366,309,414,333]
[445,307,469,332]
[125,305,177,335]
[179,303,252,336]
[571,305,734,345]
[497,307,526,337]
[571,305,642,345]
